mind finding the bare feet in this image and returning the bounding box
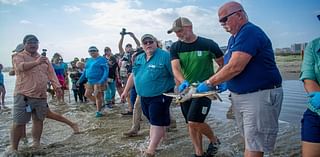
[71,123,80,134]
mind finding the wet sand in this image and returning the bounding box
[0,56,306,157]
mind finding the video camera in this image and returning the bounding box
[120,28,130,36]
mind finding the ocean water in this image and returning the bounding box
[0,72,307,157]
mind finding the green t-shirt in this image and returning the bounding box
[170,36,223,83]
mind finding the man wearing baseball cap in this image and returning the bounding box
[121,34,175,157]
[9,34,63,151]
[168,17,224,157]
[78,46,109,118]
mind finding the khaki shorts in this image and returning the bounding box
[85,83,106,94]
[231,87,283,152]
[13,94,49,124]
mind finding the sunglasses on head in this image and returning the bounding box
[219,9,242,23]
[143,40,154,45]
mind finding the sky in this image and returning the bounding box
[0,0,319,67]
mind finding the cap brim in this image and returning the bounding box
[142,37,153,41]
[167,27,181,34]
[141,34,156,41]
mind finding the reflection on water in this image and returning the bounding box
[0,72,307,156]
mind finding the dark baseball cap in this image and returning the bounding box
[23,34,39,44]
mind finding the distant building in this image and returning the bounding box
[275,47,292,54]
[291,43,308,54]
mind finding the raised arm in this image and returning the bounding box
[118,35,125,56]
[128,32,141,48]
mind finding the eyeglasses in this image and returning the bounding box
[143,40,154,45]
[219,9,242,23]
[26,41,39,45]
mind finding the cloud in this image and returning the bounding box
[63,5,80,13]
[82,0,228,45]
[20,19,31,24]
[0,0,25,5]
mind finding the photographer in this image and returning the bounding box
[117,29,141,115]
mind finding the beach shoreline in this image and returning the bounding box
[0,55,304,157]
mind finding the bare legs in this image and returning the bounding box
[46,110,79,133]
[0,85,6,107]
[302,142,320,157]
[10,124,25,150]
[10,114,44,151]
[188,121,218,156]
[146,125,166,155]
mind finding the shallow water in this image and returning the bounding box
[0,72,307,157]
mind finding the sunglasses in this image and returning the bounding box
[219,9,242,23]
[143,40,154,45]
[89,50,98,53]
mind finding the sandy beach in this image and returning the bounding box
[0,55,306,157]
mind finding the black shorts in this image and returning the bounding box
[141,94,173,126]
[181,97,211,123]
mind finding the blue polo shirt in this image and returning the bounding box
[225,22,282,94]
[133,48,175,97]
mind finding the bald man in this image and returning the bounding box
[201,1,283,157]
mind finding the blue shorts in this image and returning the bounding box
[301,109,320,143]
[141,94,172,126]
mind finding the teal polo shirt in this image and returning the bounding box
[133,48,175,97]
[300,37,320,84]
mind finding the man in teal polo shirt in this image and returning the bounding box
[121,34,175,157]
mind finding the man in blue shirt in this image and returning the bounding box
[121,34,175,157]
[199,2,283,157]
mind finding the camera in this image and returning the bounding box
[41,49,47,56]
[120,28,129,36]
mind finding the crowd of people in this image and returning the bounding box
[2,1,320,157]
